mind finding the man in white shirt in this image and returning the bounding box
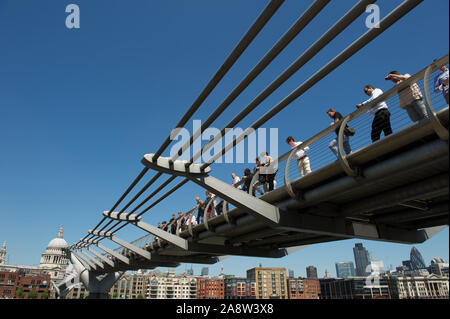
[286,136,312,177]
[261,152,277,192]
[231,173,242,189]
[356,85,393,142]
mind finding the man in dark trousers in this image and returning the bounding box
[356,85,393,142]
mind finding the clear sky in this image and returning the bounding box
[0,0,448,278]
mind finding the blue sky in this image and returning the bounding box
[0,0,448,278]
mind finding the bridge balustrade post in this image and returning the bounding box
[423,55,449,141]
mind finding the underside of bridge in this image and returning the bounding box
[75,108,448,277]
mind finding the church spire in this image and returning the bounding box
[0,241,6,265]
[58,225,64,239]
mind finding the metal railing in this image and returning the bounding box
[198,55,448,233]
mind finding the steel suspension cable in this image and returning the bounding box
[75,0,284,247]
[201,0,424,169]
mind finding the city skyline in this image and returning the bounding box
[1,233,447,279]
[0,0,448,281]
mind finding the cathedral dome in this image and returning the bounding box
[46,225,68,249]
[40,225,69,283]
[47,237,68,249]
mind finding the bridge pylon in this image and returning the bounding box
[58,250,122,299]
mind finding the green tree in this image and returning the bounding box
[137,294,144,299]
[28,290,38,299]
[113,292,119,299]
[15,287,24,299]
[41,290,49,299]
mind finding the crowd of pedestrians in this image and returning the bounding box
[153,63,449,238]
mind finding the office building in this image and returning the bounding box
[353,243,371,277]
[335,262,356,279]
[410,247,427,270]
[306,266,318,279]
[201,267,209,277]
[288,269,294,278]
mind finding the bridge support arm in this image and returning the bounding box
[89,230,152,260]
[71,250,95,271]
[87,246,116,268]
[94,242,130,265]
[79,249,104,269]
[102,211,189,250]
[141,154,280,225]
[190,175,280,225]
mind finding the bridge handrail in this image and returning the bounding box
[280,54,449,199]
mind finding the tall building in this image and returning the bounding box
[335,262,356,279]
[402,260,413,270]
[0,241,6,265]
[288,269,294,278]
[247,266,287,299]
[353,243,371,276]
[201,267,209,277]
[306,266,318,279]
[39,225,69,283]
[410,247,427,270]
[0,242,6,265]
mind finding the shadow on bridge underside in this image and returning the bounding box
[81,106,448,275]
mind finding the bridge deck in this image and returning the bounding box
[92,108,448,274]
